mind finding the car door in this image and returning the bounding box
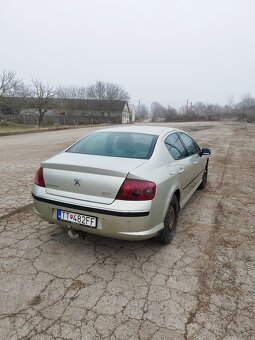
[164,133,193,203]
[178,132,204,190]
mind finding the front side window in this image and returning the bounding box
[178,133,200,156]
[67,132,158,159]
[165,133,186,160]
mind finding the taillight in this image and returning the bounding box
[116,179,156,201]
[34,167,46,187]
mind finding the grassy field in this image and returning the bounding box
[0,121,86,136]
[0,122,36,134]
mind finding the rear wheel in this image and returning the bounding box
[158,195,179,244]
[199,160,209,189]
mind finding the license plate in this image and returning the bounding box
[57,209,97,228]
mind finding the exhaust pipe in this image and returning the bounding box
[68,229,79,239]
[67,228,87,239]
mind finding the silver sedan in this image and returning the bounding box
[32,125,211,243]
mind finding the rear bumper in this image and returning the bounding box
[32,190,163,241]
[32,193,149,217]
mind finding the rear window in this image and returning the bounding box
[67,131,158,159]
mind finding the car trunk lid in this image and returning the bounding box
[43,152,146,204]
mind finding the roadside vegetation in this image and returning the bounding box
[0,121,33,134]
[1,69,255,128]
[0,120,88,136]
[136,97,255,123]
[0,70,129,128]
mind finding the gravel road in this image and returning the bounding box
[0,121,254,339]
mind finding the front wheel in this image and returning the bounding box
[158,195,179,244]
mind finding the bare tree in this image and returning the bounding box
[55,85,87,116]
[240,93,255,108]
[29,79,56,127]
[150,102,167,121]
[86,81,105,100]
[56,85,76,99]
[0,70,29,115]
[86,81,130,101]
[105,82,130,101]
[0,70,21,98]
[236,93,255,122]
[56,85,87,99]
[136,103,149,120]
[227,95,235,109]
[76,86,87,99]
[165,106,178,122]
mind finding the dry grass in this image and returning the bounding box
[0,121,85,136]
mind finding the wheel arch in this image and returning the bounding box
[163,186,181,218]
[173,189,180,211]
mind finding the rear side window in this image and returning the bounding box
[67,132,158,159]
[165,133,187,160]
[178,133,200,156]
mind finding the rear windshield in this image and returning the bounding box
[67,131,158,159]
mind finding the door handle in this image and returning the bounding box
[194,160,198,165]
[179,167,184,174]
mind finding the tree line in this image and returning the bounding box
[0,70,130,127]
[1,69,255,126]
[136,96,255,123]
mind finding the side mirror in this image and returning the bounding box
[199,148,211,156]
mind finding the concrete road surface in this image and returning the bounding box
[0,122,254,339]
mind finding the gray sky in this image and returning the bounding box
[1,0,255,108]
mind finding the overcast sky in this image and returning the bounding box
[1,0,255,108]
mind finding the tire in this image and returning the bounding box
[199,160,209,189]
[158,195,179,244]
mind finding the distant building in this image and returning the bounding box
[20,99,135,124]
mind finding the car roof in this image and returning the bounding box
[97,125,182,136]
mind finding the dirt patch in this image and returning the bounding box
[187,124,215,131]
[29,295,42,306]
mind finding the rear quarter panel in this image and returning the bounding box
[128,142,181,226]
